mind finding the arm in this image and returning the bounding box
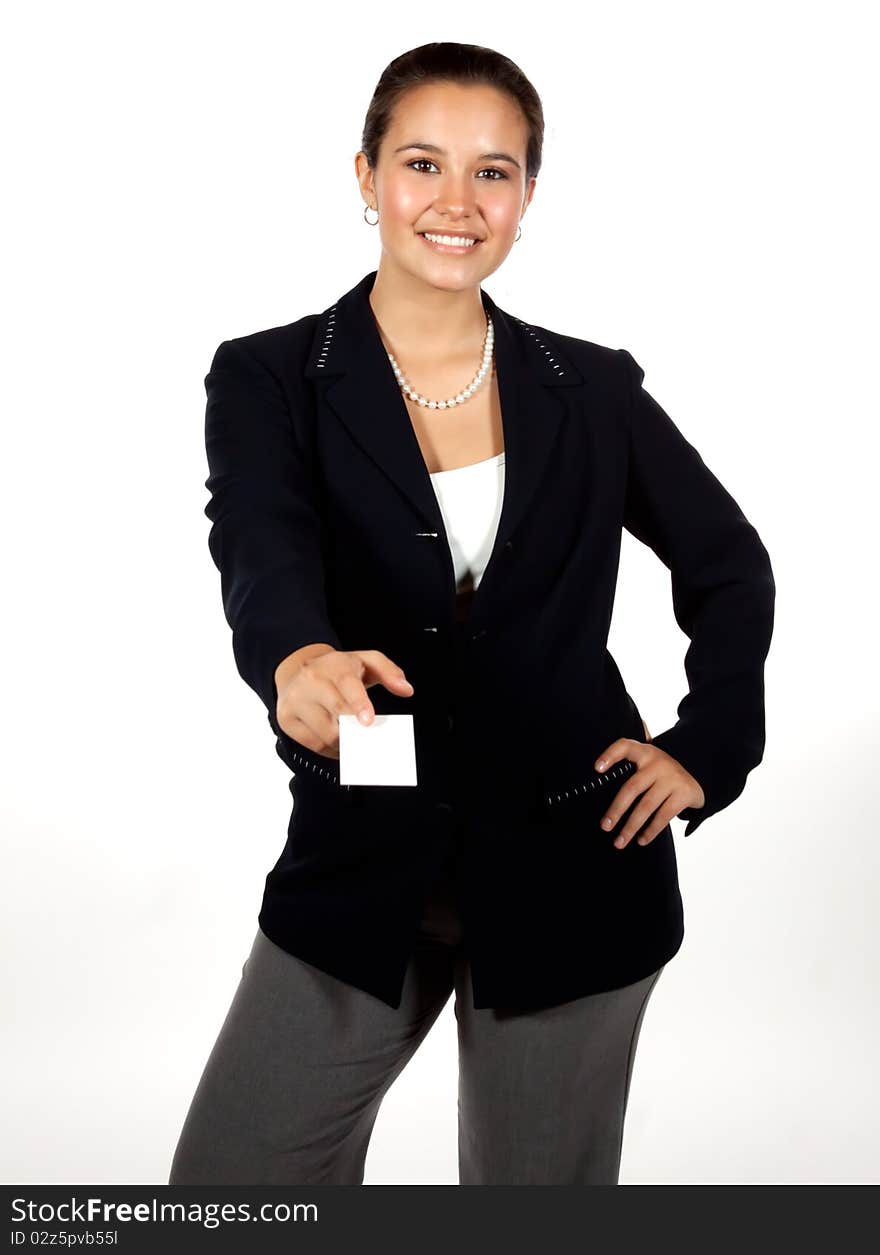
[203,337,342,734]
[618,348,776,836]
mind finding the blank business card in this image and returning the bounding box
[338,713,418,786]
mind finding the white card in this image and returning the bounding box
[338,713,418,786]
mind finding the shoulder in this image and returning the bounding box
[505,306,640,386]
[207,313,320,381]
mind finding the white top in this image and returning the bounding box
[428,452,506,591]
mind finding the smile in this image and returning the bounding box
[418,231,482,253]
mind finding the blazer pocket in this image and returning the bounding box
[542,758,637,817]
[275,732,349,793]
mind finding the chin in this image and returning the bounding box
[421,271,479,292]
[410,254,489,291]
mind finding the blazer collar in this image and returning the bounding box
[304,270,585,622]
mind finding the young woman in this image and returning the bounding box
[169,41,775,1186]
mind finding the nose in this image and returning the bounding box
[432,179,478,220]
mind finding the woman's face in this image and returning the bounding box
[357,81,536,292]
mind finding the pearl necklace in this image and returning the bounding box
[385,313,494,409]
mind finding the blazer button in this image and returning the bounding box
[504,539,514,552]
[447,713,455,732]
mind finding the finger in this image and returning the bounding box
[599,765,656,833]
[601,773,663,842]
[284,705,341,758]
[300,657,376,727]
[635,802,679,845]
[334,669,377,725]
[613,782,673,849]
[594,738,638,771]
[354,650,414,695]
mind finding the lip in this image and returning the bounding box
[417,231,483,254]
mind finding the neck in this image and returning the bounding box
[368,259,488,362]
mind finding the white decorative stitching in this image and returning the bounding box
[287,744,349,788]
[545,759,635,807]
[315,306,337,369]
[513,317,567,376]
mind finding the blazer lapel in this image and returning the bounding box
[304,270,585,624]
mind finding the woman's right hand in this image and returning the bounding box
[274,645,415,760]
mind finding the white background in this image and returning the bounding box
[3,0,877,1185]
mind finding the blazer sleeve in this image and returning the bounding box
[617,348,776,836]
[203,337,342,733]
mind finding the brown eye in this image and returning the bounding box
[405,160,508,180]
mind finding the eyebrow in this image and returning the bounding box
[392,141,522,171]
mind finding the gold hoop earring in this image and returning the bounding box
[515,224,522,242]
[364,204,379,226]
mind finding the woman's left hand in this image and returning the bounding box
[594,736,705,848]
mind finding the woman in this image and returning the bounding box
[169,42,775,1185]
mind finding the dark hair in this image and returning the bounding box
[360,42,544,182]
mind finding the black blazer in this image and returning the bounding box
[203,269,775,1012]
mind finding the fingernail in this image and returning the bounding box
[358,709,371,724]
[596,759,606,770]
[615,836,626,848]
[602,817,613,829]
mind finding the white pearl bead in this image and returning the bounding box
[388,315,493,408]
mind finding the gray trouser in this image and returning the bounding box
[168,858,665,1185]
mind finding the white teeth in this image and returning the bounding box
[421,232,478,247]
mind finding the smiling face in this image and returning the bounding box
[356,80,536,293]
